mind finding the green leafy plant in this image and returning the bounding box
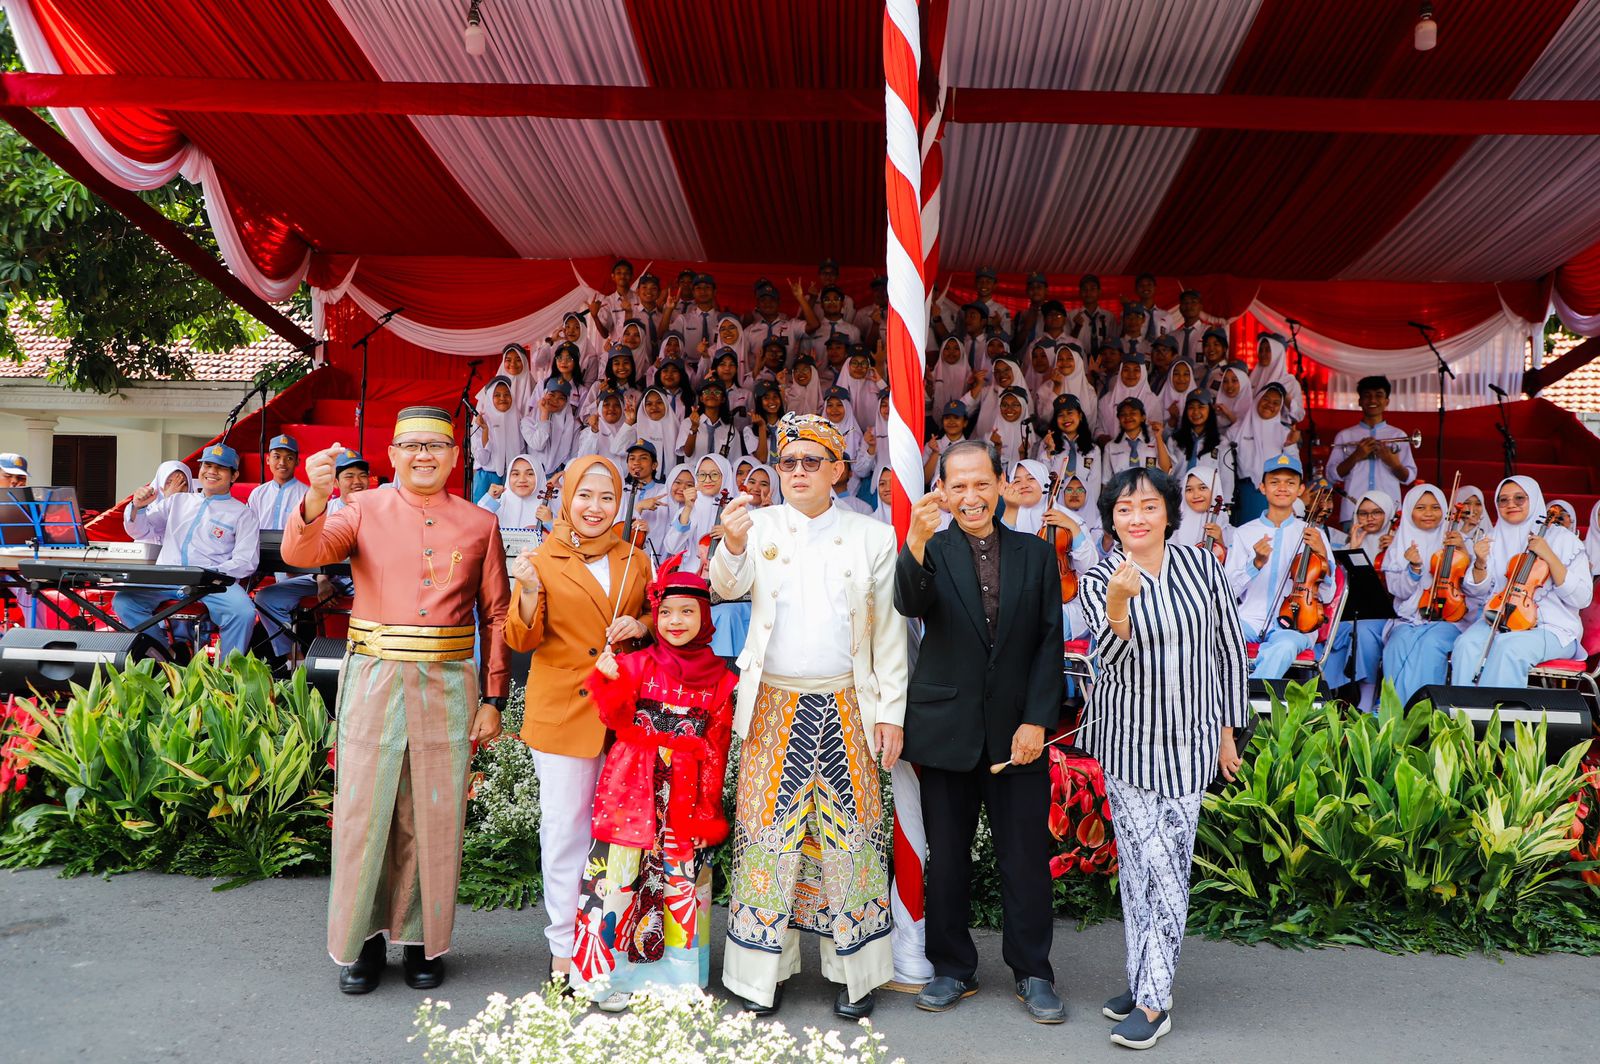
[0,653,332,889]
[1191,681,1600,954]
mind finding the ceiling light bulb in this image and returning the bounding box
[463,1,486,57]
[1414,3,1437,51]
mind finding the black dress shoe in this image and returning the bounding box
[738,982,784,1016]
[1015,977,1066,1024]
[338,935,386,995]
[403,945,445,990]
[915,975,980,1012]
[834,987,875,1020]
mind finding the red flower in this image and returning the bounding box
[1048,805,1071,841]
[1049,854,1072,878]
[1076,814,1106,849]
[326,745,337,771]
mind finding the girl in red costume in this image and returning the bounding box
[569,554,738,1010]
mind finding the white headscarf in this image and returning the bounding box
[1384,483,1449,579]
[1228,385,1295,484]
[1177,460,1224,546]
[479,346,535,416]
[1059,471,1102,546]
[1250,334,1295,392]
[473,375,525,478]
[1033,342,1097,431]
[976,359,1031,437]
[1004,459,1052,534]
[929,336,970,414]
[712,314,752,377]
[632,386,680,477]
[491,455,549,530]
[1351,489,1397,554]
[785,360,824,415]
[1215,362,1254,425]
[1550,499,1579,534]
[688,454,736,545]
[1486,475,1551,572]
[870,463,892,523]
[747,461,783,508]
[1157,359,1197,425]
[149,459,193,496]
[1097,359,1160,429]
[1454,483,1493,542]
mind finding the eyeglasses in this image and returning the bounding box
[775,455,831,472]
[1062,485,1087,494]
[394,441,453,455]
[696,472,722,482]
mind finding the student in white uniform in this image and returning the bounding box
[1226,453,1335,679]
[1071,274,1118,360]
[1326,375,1417,525]
[469,376,525,502]
[972,265,1013,335]
[576,390,637,463]
[1102,398,1171,475]
[1168,390,1234,507]
[1451,476,1592,687]
[120,443,259,661]
[677,380,746,462]
[1034,394,1101,501]
[924,400,972,484]
[1249,333,1306,423]
[1096,354,1160,444]
[522,379,583,473]
[1381,484,1471,706]
[1321,489,1397,712]
[1176,460,1235,562]
[247,434,316,664]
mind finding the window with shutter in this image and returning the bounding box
[50,435,118,514]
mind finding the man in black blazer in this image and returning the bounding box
[894,440,1065,1023]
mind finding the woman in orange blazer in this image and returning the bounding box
[506,454,651,982]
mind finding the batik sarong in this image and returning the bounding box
[722,680,893,1007]
[326,655,476,964]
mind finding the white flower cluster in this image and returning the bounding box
[473,735,541,841]
[413,984,904,1064]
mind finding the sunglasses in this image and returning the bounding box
[775,455,831,473]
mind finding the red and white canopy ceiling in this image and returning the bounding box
[7,0,1600,383]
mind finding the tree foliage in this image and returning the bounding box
[0,15,296,394]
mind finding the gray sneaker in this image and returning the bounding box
[1110,1009,1171,1050]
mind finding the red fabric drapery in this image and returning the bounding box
[1555,237,1600,318]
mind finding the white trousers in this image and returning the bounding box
[529,749,602,960]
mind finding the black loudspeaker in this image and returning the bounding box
[0,628,169,698]
[1408,684,1596,763]
[303,636,346,716]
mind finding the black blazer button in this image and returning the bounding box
[589,648,597,656]
[579,688,588,697]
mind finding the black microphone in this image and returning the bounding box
[378,306,406,323]
[1488,383,1507,397]
[1407,321,1435,332]
[1284,317,1301,328]
[468,358,486,369]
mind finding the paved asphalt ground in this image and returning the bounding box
[3,868,1596,1063]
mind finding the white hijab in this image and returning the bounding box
[491,455,549,530]
[1229,385,1295,485]
[1250,334,1296,392]
[1351,489,1397,554]
[1486,475,1554,573]
[1215,362,1254,425]
[1157,359,1197,424]
[1384,483,1449,578]
[976,358,1030,437]
[929,336,970,414]
[1588,500,1600,574]
[149,459,193,496]
[688,454,736,544]
[632,387,680,477]
[1034,342,1097,430]
[747,461,783,508]
[1454,483,1493,542]
[1177,460,1224,546]
[1550,499,1579,535]
[1004,459,1052,534]
[474,375,525,478]
[785,362,824,416]
[479,346,535,416]
[1099,360,1160,424]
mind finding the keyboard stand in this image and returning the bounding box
[18,572,225,637]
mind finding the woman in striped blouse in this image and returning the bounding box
[1079,466,1251,1051]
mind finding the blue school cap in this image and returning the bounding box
[1263,452,1303,478]
[200,443,240,470]
[267,434,298,454]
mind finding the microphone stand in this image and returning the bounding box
[455,359,486,499]
[250,340,324,473]
[1411,322,1453,484]
[1492,385,1518,479]
[1284,319,1316,474]
[352,307,405,454]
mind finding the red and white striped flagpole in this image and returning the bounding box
[883,0,944,990]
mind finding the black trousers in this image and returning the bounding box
[920,762,1054,983]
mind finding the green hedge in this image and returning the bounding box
[4,662,1597,956]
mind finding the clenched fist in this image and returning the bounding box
[130,484,158,508]
[906,489,945,557]
[305,444,343,498]
[717,493,756,556]
[511,547,540,594]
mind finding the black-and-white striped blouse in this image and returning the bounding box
[1078,542,1251,797]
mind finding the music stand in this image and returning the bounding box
[1333,549,1397,622]
[0,487,87,552]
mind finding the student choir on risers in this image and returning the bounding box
[89,268,1597,1054]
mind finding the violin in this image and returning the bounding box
[699,488,733,559]
[533,481,559,545]
[1483,507,1559,632]
[1370,506,1403,578]
[1037,471,1078,603]
[1418,473,1468,623]
[1277,485,1332,634]
[611,474,649,550]
[1200,467,1230,564]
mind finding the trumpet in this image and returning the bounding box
[1328,430,1422,452]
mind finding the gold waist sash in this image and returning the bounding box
[347,618,476,662]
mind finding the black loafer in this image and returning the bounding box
[915,975,980,1012]
[1110,1009,1171,1049]
[834,987,875,1020]
[738,982,784,1016]
[1103,989,1136,1021]
[1015,977,1066,1024]
[338,935,386,995]
[403,945,445,990]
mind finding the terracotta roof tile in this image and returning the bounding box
[1535,332,1600,413]
[1,308,298,382]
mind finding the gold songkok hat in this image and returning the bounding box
[393,405,455,441]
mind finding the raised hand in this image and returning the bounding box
[1253,534,1273,569]
[305,443,342,499]
[511,547,540,593]
[595,647,619,680]
[1106,559,1142,602]
[718,493,756,556]
[488,483,506,499]
[130,484,158,508]
[906,489,944,553]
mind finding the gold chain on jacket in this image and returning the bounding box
[424,548,465,588]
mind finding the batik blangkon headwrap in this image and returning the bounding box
[775,411,845,460]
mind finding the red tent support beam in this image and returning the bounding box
[1524,335,1600,397]
[0,105,314,352]
[7,74,1600,134]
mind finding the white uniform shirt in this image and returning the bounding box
[247,477,310,532]
[1327,421,1418,524]
[522,410,583,472]
[125,491,260,580]
[722,502,853,679]
[1225,513,1335,639]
